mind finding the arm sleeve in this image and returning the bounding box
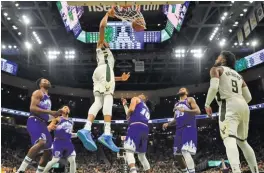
[242,86,252,103]
[205,78,220,107]
[123,105,129,115]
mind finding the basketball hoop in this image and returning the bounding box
[112,5,146,29]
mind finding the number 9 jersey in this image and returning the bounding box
[128,99,150,125]
[217,66,244,101]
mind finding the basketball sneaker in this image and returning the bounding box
[77,129,97,151]
[98,134,120,152]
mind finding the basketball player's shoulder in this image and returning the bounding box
[32,89,43,97]
[210,66,224,77]
[187,97,196,103]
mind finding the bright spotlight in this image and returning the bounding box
[12,25,18,30]
[246,42,250,46]
[2,45,6,49]
[240,13,244,17]
[234,42,238,46]
[231,1,234,3]
[229,29,232,33]
[18,32,21,35]
[181,49,185,53]
[249,1,253,3]
[221,16,225,20]
[243,9,247,12]
[15,3,19,7]
[235,21,239,25]
[24,41,32,49]
[239,43,243,46]
[223,12,228,16]
[7,17,11,20]
[8,45,12,49]
[22,15,30,25]
[251,40,257,47]
[3,12,8,16]
[14,45,17,48]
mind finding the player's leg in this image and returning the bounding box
[65,141,77,173]
[17,119,50,172]
[220,103,241,173]
[43,140,64,173]
[236,108,259,173]
[137,153,151,173]
[181,127,197,173]
[37,149,52,173]
[173,129,189,173]
[98,94,119,152]
[126,151,137,173]
[78,92,103,151]
[137,125,151,173]
[67,155,77,173]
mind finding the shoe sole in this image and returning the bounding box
[77,131,97,151]
[98,137,120,153]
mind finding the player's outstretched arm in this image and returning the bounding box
[97,13,109,47]
[205,67,220,107]
[30,90,59,117]
[126,97,139,119]
[242,80,252,103]
[115,72,130,81]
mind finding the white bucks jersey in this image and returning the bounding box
[217,66,244,100]
[96,48,115,69]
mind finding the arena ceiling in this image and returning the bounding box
[1,1,264,90]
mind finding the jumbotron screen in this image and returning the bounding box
[57,1,189,49]
[163,1,190,31]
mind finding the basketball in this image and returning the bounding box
[132,19,145,32]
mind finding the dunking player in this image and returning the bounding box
[163,87,201,173]
[17,78,62,173]
[204,51,259,173]
[121,95,151,173]
[43,106,77,173]
[77,9,130,152]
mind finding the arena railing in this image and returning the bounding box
[1,103,263,124]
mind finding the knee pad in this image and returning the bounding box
[102,94,113,115]
[137,153,150,171]
[125,151,135,165]
[88,95,103,116]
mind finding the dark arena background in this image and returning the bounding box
[1,1,264,173]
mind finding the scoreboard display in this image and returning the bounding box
[106,22,144,49]
[144,31,161,43]
[1,58,18,76]
[85,21,145,49]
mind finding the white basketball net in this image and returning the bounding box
[113,5,146,28]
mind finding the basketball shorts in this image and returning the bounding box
[93,64,115,95]
[124,122,149,153]
[52,139,76,158]
[218,97,249,141]
[27,117,52,149]
[173,125,197,155]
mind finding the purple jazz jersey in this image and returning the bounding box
[125,100,150,153]
[27,91,52,149]
[124,123,149,153]
[128,99,150,125]
[173,98,197,155]
[53,117,75,158]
